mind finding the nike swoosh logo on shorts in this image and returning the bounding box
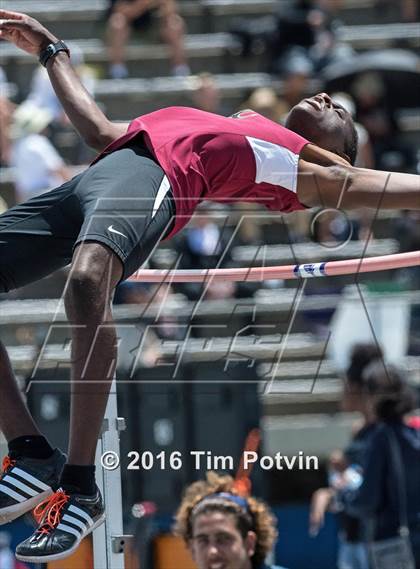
[152,176,171,219]
[107,225,127,238]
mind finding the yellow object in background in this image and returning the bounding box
[48,536,93,569]
[154,534,197,569]
[48,535,138,569]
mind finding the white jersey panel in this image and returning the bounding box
[245,136,300,193]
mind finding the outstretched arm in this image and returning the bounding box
[297,143,420,211]
[0,10,128,151]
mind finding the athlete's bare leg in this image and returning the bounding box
[64,242,122,465]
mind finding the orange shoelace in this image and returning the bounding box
[34,490,70,535]
[1,455,16,474]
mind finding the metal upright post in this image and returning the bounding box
[93,378,128,569]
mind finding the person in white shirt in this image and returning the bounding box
[10,102,69,202]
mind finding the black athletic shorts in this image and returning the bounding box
[0,140,175,293]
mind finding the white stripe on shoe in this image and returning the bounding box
[3,475,39,497]
[12,468,50,491]
[0,484,27,503]
[56,523,82,538]
[0,490,52,526]
[61,514,87,532]
[68,505,94,527]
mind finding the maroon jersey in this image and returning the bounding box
[95,107,309,238]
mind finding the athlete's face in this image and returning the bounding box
[189,511,256,569]
[285,92,355,161]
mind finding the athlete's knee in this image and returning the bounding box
[64,243,122,320]
[65,273,110,324]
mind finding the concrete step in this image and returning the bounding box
[4,0,404,40]
[3,265,418,330]
[92,73,279,119]
[1,34,248,95]
[0,289,340,343]
[262,353,420,418]
[2,281,418,343]
[2,23,418,96]
[7,332,328,375]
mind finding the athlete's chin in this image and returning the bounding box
[285,104,319,141]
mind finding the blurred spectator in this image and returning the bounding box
[105,0,190,79]
[374,0,420,21]
[10,102,70,203]
[0,68,15,166]
[268,0,319,73]
[311,208,355,246]
[240,69,311,126]
[393,211,420,290]
[24,45,96,125]
[269,0,353,75]
[310,343,383,569]
[310,205,373,249]
[352,72,412,171]
[309,142,376,261]
[0,532,29,569]
[241,88,287,122]
[394,211,420,254]
[182,211,224,268]
[231,1,351,103]
[338,362,420,565]
[191,72,225,115]
[115,280,156,305]
[22,47,97,164]
[174,471,287,569]
[233,204,264,248]
[279,55,313,111]
[174,204,237,300]
[400,0,420,21]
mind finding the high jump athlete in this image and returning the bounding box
[0,10,418,563]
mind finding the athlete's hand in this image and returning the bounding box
[0,10,58,57]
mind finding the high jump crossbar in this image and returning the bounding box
[128,250,420,283]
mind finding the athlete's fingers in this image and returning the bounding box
[0,26,20,40]
[0,10,25,18]
[0,19,27,28]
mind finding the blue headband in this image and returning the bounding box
[193,492,250,515]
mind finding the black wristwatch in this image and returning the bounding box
[39,40,70,67]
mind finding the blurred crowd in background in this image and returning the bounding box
[0,2,420,568]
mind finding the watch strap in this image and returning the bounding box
[39,40,70,67]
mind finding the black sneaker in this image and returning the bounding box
[0,449,66,525]
[15,487,105,563]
